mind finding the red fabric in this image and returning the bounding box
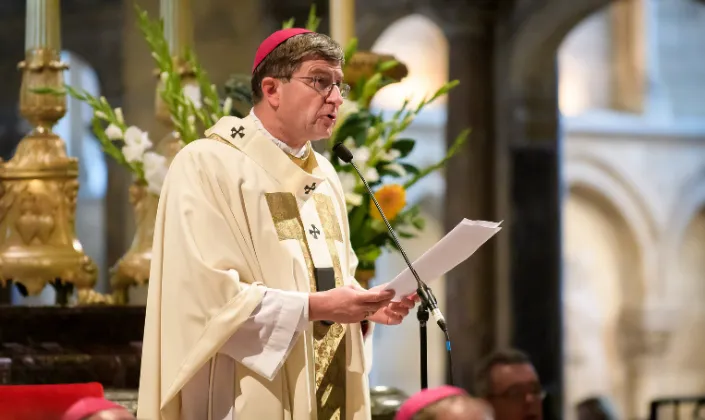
[252,28,313,73]
[62,397,125,420]
[395,385,468,420]
[0,382,104,420]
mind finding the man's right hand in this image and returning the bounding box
[309,285,395,324]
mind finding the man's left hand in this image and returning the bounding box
[362,284,419,325]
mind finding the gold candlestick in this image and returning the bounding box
[0,0,97,304]
[329,0,355,47]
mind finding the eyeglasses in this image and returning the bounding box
[292,76,351,99]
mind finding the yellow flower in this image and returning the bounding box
[370,184,406,221]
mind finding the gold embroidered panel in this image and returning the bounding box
[265,192,346,420]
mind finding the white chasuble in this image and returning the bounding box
[137,115,371,420]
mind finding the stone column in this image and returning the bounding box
[444,19,498,391]
[494,29,564,419]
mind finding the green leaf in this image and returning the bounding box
[390,138,415,157]
[403,128,470,189]
[360,73,382,104]
[376,59,399,73]
[305,4,321,32]
[333,110,375,146]
[412,217,425,230]
[401,163,420,175]
[282,17,295,29]
[344,38,358,64]
[31,87,65,96]
[428,80,460,103]
[355,246,382,264]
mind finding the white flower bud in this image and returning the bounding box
[114,107,125,124]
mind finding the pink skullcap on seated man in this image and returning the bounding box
[396,385,494,420]
[62,397,135,420]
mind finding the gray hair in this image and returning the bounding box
[251,32,344,104]
[473,348,532,397]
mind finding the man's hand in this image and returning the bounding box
[363,284,419,325]
[309,285,395,324]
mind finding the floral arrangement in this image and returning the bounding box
[224,8,469,271]
[35,5,227,195]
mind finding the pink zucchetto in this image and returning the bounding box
[252,28,313,73]
[395,386,469,420]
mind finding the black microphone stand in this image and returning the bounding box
[333,143,452,390]
[418,304,429,389]
[342,157,442,391]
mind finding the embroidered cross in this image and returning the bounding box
[231,126,245,138]
[309,224,320,239]
[304,183,316,195]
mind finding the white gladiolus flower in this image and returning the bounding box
[338,171,363,207]
[122,126,153,163]
[353,146,371,168]
[142,151,168,195]
[222,97,233,116]
[114,107,125,124]
[183,84,202,109]
[364,167,379,183]
[382,148,402,161]
[104,123,123,141]
[338,171,357,193]
[346,193,363,207]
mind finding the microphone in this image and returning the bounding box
[332,142,448,333]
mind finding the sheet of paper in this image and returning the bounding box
[383,219,502,301]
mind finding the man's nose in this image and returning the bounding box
[326,86,344,105]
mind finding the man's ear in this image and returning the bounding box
[260,76,281,107]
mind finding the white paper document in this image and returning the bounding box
[384,219,502,301]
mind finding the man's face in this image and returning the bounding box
[486,363,543,420]
[277,59,344,144]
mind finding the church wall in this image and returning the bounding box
[559,0,705,416]
[562,121,705,419]
[654,0,705,117]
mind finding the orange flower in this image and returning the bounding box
[370,184,406,221]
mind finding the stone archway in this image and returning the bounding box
[563,185,637,420]
[563,153,654,419]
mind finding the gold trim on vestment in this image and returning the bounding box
[265,192,346,419]
[286,142,319,174]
